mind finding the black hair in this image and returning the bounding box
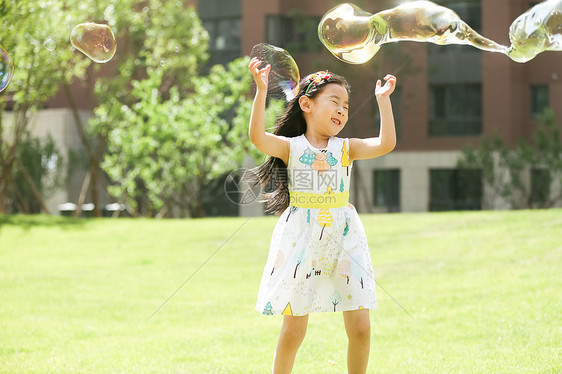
[250,71,351,215]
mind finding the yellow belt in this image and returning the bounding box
[289,190,349,209]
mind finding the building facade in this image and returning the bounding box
[198,0,562,213]
[26,0,562,215]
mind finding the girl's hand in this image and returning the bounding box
[249,57,271,92]
[375,74,396,99]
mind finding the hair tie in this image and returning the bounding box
[304,71,332,95]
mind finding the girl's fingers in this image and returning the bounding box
[249,59,272,80]
[248,57,263,71]
[251,61,262,71]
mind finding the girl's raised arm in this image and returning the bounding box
[248,58,290,165]
[349,74,397,161]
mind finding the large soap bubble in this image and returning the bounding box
[70,23,116,63]
[318,0,562,64]
[508,0,562,62]
[318,1,506,64]
[250,43,300,101]
[0,46,14,93]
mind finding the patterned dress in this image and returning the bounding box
[256,135,377,316]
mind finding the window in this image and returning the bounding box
[446,1,482,31]
[531,85,549,119]
[266,12,322,53]
[428,0,482,55]
[373,169,400,212]
[430,169,482,211]
[530,168,551,207]
[429,84,482,136]
[199,0,242,66]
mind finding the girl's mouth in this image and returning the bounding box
[331,118,341,125]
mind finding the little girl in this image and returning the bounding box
[248,57,396,374]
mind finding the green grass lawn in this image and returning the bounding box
[0,210,560,373]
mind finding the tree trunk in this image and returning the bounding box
[0,162,15,215]
[90,159,101,217]
[64,84,105,218]
[74,168,91,217]
[0,163,8,214]
[13,185,31,214]
[192,201,206,218]
[0,110,5,213]
[15,158,50,214]
[91,135,107,218]
[189,176,206,218]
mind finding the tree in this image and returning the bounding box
[98,56,279,217]
[458,108,561,209]
[271,249,285,275]
[294,247,306,278]
[75,0,212,217]
[331,290,342,312]
[11,133,64,214]
[0,0,92,213]
[337,258,351,284]
[87,0,242,217]
[88,0,289,218]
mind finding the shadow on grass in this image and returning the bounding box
[0,214,89,232]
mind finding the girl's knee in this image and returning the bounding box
[344,311,371,341]
[280,316,308,344]
[347,321,370,341]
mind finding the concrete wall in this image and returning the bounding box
[3,108,109,215]
[356,151,460,212]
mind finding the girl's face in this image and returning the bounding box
[306,83,349,137]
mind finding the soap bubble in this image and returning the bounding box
[70,22,116,63]
[318,1,506,64]
[318,0,562,64]
[0,46,14,93]
[507,0,562,62]
[44,38,56,51]
[250,43,300,101]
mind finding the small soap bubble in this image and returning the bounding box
[44,38,56,51]
[0,45,14,93]
[159,59,166,67]
[174,46,180,53]
[70,22,116,63]
[250,43,300,102]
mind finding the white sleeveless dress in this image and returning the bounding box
[255,135,377,316]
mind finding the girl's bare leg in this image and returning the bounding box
[272,314,309,374]
[343,309,371,374]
